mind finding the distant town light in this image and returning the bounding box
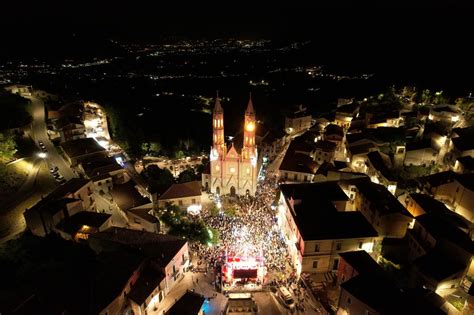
[37,152,47,159]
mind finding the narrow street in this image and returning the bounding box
[28,92,76,180]
[0,90,77,243]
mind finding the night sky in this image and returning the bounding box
[0,3,472,94]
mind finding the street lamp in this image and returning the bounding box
[37,152,47,159]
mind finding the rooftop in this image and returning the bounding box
[456,155,474,171]
[48,178,91,200]
[452,136,474,152]
[80,156,122,178]
[410,193,472,231]
[341,273,444,315]
[165,290,205,315]
[406,138,434,151]
[347,142,377,156]
[336,103,359,115]
[89,227,187,264]
[419,171,456,188]
[431,105,459,114]
[56,211,111,236]
[367,151,396,181]
[25,197,80,218]
[414,248,467,282]
[417,213,474,254]
[324,124,344,137]
[128,261,165,305]
[314,140,337,152]
[25,178,91,216]
[339,250,384,277]
[354,180,411,217]
[111,181,150,211]
[280,182,377,240]
[128,208,159,223]
[60,137,106,158]
[159,181,201,200]
[453,126,474,138]
[279,151,317,175]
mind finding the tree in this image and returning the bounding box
[175,150,185,159]
[0,133,17,162]
[141,141,162,156]
[149,142,161,155]
[420,89,432,105]
[0,91,32,130]
[178,168,197,183]
[142,165,175,193]
[196,157,209,176]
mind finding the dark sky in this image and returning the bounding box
[0,2,472,75]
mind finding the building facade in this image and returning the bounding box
[203,96,258,196]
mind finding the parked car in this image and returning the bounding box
[277,286,295,310]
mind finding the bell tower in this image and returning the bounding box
[212,92,225,155]
[242,94,256,160]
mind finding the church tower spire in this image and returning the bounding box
[212,91,225,154]
[246,92,255,115]
[243,93,256,160]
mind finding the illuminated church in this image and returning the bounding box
[202,95,258,196]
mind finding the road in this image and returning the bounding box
[0,90,78,243]
[0,159,57,243]
[28,93,76,180]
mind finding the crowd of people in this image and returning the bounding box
[190,174,295,284]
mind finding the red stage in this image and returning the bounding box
[221,256,266,290]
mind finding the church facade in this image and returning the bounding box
[202,96,258,196]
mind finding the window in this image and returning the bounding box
[293,174,297,180]
[304,175,308,182]
[314,244,320,252]
[192,198,196,204]
[312,261,318,269]
[359,242,363,249]
[365,311,371,315]
[179,200,183,206]
[347,297,351,304]
[336,243,342,250]
[333,258,339,270]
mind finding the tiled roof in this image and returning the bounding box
[159,181,201,200]
[60,138,106,158]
